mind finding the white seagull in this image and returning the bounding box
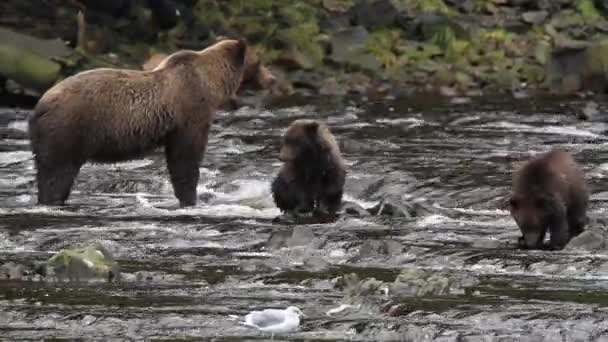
[241,306,304,339]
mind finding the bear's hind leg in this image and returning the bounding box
[36,159,82,205]
[548,203,570,250]
[165,128,206,207]
[271,176,314,215]
[317,190,343,218]
[271,176,298,213]
[567,203,588,238]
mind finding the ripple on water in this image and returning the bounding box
[2,99,608,340]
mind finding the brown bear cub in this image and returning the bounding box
[29,38,274,207]
[509,148,589,250]
[271,119,347,220]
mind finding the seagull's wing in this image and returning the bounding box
[244,309,286,328]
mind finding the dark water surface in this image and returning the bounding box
[2,95,608,341]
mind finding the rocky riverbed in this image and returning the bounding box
[3,0,608,101]
[2,94,608,340]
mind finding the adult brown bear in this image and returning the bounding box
[271,119,347,220]
[28,38,274,207]
[509,148,589,250]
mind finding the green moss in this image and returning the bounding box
[367,29,403,69]
[398,0,453,15]
[233,0,274,13]
[472,0,492,12]
[445,39,472,63]
[192,1,225,29]
[578,0,601,22]
[279,2,318,24]
[278,22,324,66]
[478,29,515,46]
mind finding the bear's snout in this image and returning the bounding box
[259,69,276,89]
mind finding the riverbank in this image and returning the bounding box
[2,0,608,101]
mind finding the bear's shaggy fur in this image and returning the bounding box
[510,148,589,250]
[29,38,268,207]
[271,119,346,219]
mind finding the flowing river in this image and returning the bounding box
[1,95,608,341]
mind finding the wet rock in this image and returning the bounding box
[40,243,120,282]
[565,228,608,251]
[267,226,322,250]
[341,273,387,297]
[546,42,608,94]
[439,86,458,97]
[133,270,186,283]
[357,239,403,259]
[578,101,601,120]
[319,77,348,96]
[328,26,383,72]
[522,11,548,24]
[287,70,325,93]
[319,14,352,33]
[348,0,398,30]
[344,72,372,94]
[382,303,415,317]
[274,48,316,70]
[287,226,318,247]
[367,198,431,218]
[390,268,479,297]
[406,14,470,43]
[342,201,371,217]
[322,0,354,14]
[444,0,475,13]
[0,261,28,280]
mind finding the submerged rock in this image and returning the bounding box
[565,228,608,252]
[390,268,479,298]
[38,243,120,282]
[357,239,403,259]
[0,261,28,280]
[578,100,601,120]
[341,201,371,217]
[367,198,433,218]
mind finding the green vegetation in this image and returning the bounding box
[3,0,608,96]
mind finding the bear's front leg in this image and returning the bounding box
[548,204,570,250]
[165,127,208,207]
[36,160,83,205]
[271,176,314,215]
[318,170,345,217]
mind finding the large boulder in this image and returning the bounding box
[328,26,383,71]
[546,41,608,94]
[347,0,399,30]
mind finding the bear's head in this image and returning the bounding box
[213,36,276,90]
[199,38,249,69]
[509,187,553,249]
[242,45,276,90]
[279,119,330,163]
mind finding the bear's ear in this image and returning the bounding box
[233,38,247,67]
[306,121,319,134]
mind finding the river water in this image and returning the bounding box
[1,95,608,341]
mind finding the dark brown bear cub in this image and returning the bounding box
[29,38,274,207]
[271,119,346,219]
[509,148,589,250]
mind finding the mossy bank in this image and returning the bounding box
[3,0,608,101]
